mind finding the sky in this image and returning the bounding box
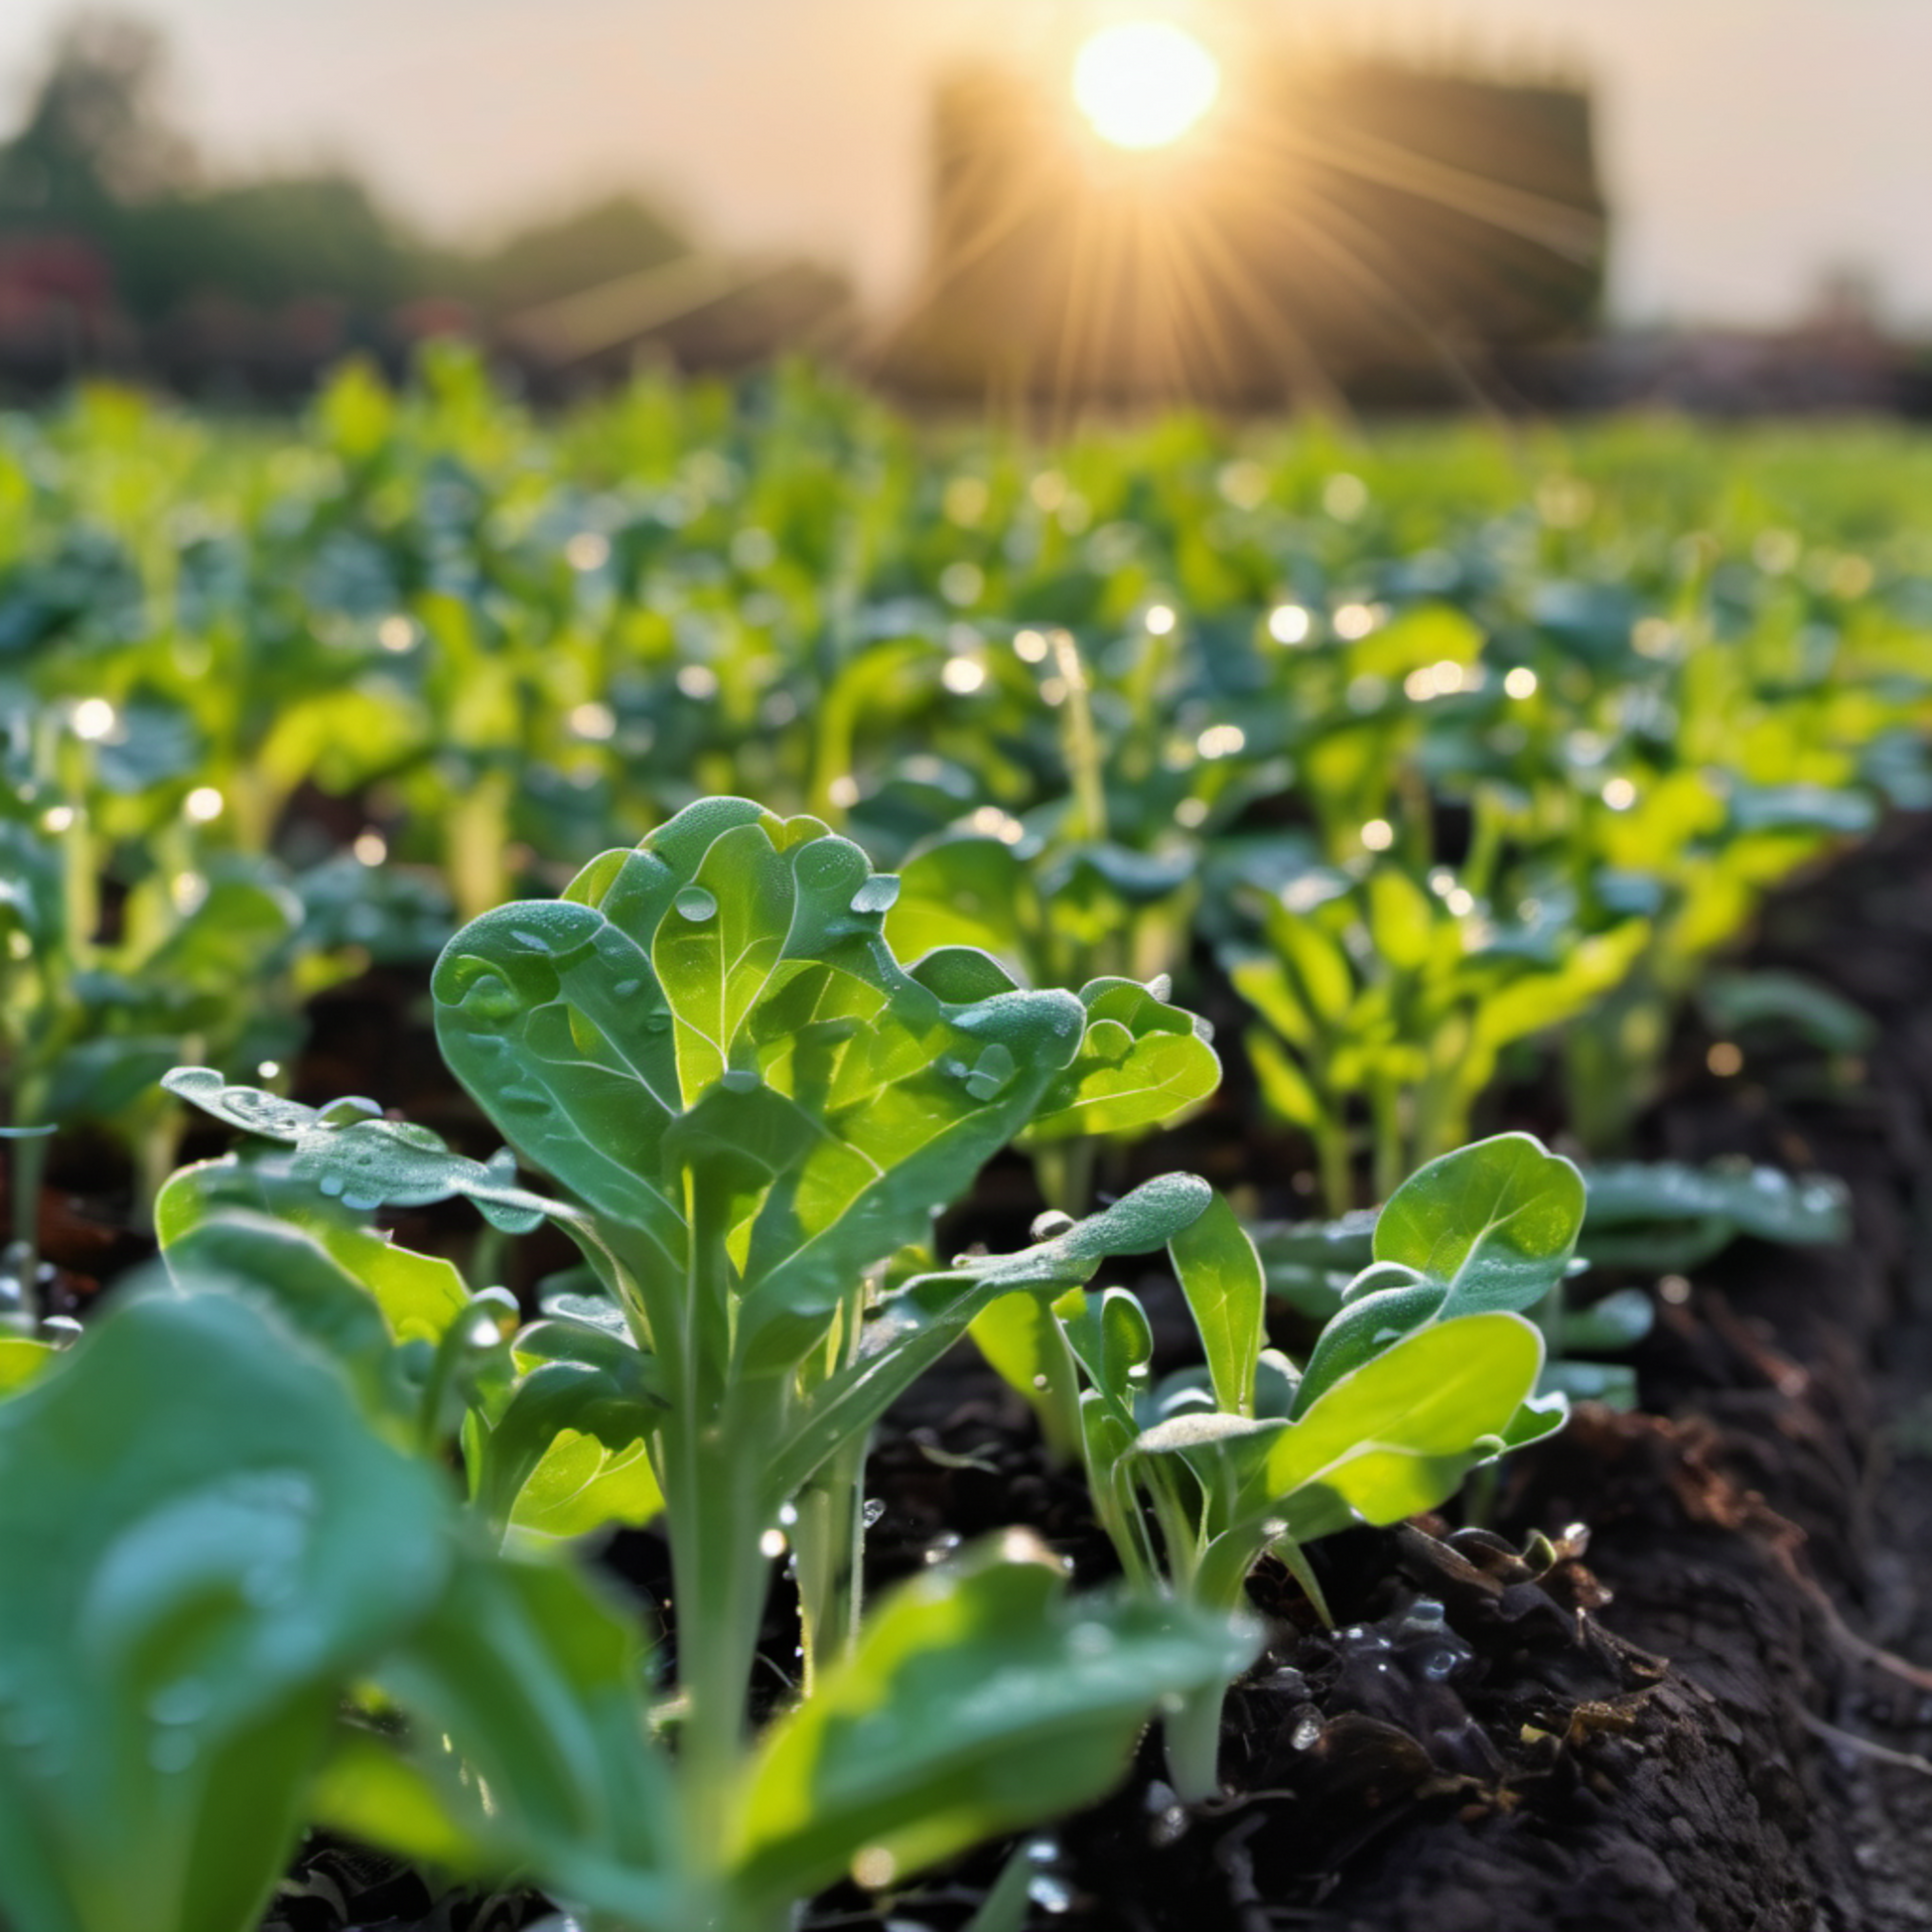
[0,0,1927,331]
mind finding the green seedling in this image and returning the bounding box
[1257,1152,1850,1406]
[0,1265,1254,1932]
[975,1134,1579,1801]
[1227,861,1645,1212]
[165,797,1233,1867]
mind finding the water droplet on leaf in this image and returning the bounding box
[674,887,718,921]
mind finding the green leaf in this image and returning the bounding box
[0,1294,451,1932]
[769,1174,1212,1504]
[156,1155,475,1347]
[338,1554,682,1927]
[1699,968,1876,1055]
[162,1070,554,1233]
[886,835,1032,968]
[729,1535,1257,1911]
[1169,1192,1266,1417]
[0,1336,55,1397]
[1022,978,1220,1145]
[158,1210,407,1420]
[477,1352,665,1537]
[509,1431,664,1541]
[968,1291,1082,1461]
[1266,1313,1552,1542]
[430,802,1088,1366]
[1581,1159,1849,1252]
[1372,1132,1586,1321]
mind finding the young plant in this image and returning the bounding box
[0,1267,1256,1932]
[1226,862,1645,1212]
[167,796,1239,1861]
[979,1133,1581,1801]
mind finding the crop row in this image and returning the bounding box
[1,355,1928,1930]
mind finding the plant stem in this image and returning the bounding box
[1313,1108,1354,1219]
[1035,1137,1097,1217]
[1050,630,1107,846]
[665,1412,770,1854]
[1163,1678,1228,1804]
[792,1428,868,1695]
[5,1123,50,1303]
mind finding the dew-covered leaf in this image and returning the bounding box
[729,1536,1257,1912]
[0,1293,451,1932]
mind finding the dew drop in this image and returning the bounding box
[1067,1620,1114,1658]
[1291,1714,1321,1751]
[721,1067,759,1093]
[863,1498,887,1527]
[674,887,718,922]
[848,876,899,915]
[1030,1873,1074,1915]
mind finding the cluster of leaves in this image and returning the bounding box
[4,358,1923,1263]
[0,798,1606,1932]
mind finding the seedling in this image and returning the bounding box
[979,1134,1580,1800]
[0,1270,1255,1932]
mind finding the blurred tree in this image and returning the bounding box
[466,192,692,311]
[0,11,195,218]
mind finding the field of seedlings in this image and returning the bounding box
[7,352,1932,1932]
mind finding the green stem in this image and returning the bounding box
[1035,1137,1097,1217]
[1163,1678,1228,1804]
[664,1411,770,1855]
[1050,630,1107,845]
[5,1125,50,1304]
[1313,1107,1354,1219]
[1369,1072,1406,1204]
[792,1428,868,1696]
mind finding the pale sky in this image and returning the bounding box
[1,0,1927,329]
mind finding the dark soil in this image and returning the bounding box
[21,819,1932,1932]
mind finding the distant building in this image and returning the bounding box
[882,51,1607,411]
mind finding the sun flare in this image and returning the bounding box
[1072,21,1221,151]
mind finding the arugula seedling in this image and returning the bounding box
[990,1134,1580,1801]
[160,795,1228,1855]
[1227,861,1645,1212]
[2,1258,1255,1932]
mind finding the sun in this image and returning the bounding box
[1072,21,1221,150]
